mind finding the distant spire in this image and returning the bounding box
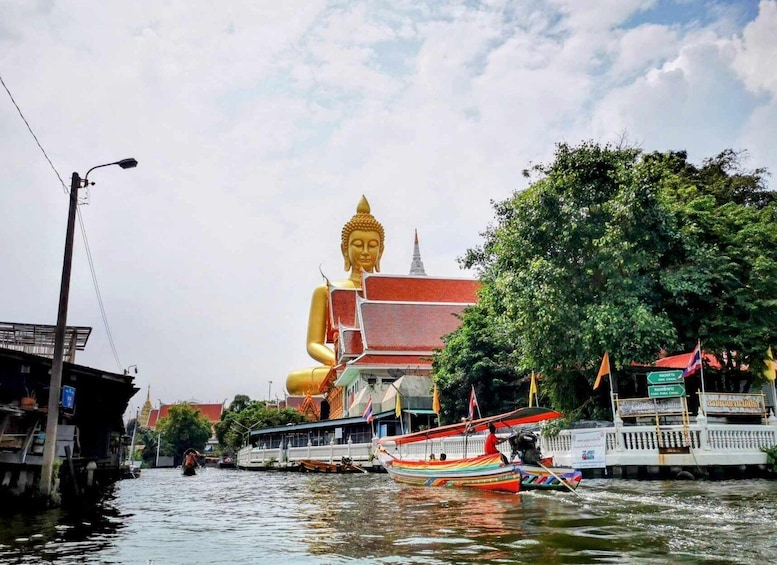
[409,229,427,276]
[139,385,153,427]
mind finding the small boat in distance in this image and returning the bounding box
[182,449,200,476]
[297,457,365,473]
[377,407,582,494]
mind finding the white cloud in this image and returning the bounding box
[0,0,773,414]
[732,0,777,96]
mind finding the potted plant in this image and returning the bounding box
[21,388,37,411]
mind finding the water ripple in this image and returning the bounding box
[2,470,777,563]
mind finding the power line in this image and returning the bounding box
[1,73,124,372]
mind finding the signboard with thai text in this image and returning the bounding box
[702,393,765,416]
[648,384,686,398]
[618,397,685,417]
[571,429,607,469]
[646,370,683,385]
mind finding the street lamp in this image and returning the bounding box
[231,419,264,447]
[39,158,138,496]
[124,365,138,375]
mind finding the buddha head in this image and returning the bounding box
[341,195,385,276]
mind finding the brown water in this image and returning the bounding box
[2,468,776,564]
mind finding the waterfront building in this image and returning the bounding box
[0,321,137,497]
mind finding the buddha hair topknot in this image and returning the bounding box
[341,195,385,263]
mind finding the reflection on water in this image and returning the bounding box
[1,469,776,564]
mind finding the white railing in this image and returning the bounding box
[237,438,378,469]
[237,419,777,470]
[541,419,777,467]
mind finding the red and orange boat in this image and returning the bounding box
[377,407,582,494]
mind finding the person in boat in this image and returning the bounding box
[485,423,509,465]
[183,449,200,470]
[285,196,386,396]
[429,453,436,461]
[439,453,446,461]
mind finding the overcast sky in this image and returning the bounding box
[2,1,775,418]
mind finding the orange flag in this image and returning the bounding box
[594,352,610,390]
[432,384,441,415]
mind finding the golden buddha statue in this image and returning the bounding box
[285,195,385,396]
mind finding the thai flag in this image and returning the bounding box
[362,397,373,423]
[468,386,478,420]
[682,343,702,378]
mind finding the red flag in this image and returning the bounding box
[682,343,702,378]
[468,386,478,420]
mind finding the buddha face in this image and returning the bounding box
[346,229,382,274]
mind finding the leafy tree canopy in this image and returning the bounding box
[156,404,213,464]
[434,142,777,420]
[215,394,305,452]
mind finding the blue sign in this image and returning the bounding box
[61,385,76,410]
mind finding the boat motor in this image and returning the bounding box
[508,429,542,465]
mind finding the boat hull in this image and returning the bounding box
[381,453,581,493]
[297,459,363,473]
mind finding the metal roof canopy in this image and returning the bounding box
[0,321,92,359]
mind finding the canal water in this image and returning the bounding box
[2,468,777,564]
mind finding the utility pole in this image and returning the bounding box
[39,159,137,496]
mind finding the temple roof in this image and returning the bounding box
[363,274,479,303]
[147,402,224,428]
[358,300,470,351]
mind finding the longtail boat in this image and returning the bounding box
[377,407,582,494]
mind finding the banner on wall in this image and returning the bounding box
[571,429,607,469]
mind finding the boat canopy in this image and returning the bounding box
[379,406,563,446]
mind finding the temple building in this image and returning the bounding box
[147,400,225,451]
[284,197,479,435]
[324,272,479,434]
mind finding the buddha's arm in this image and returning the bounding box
[306,284,335,366]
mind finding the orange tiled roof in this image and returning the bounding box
[359,301,470,351]
[363,274,479,303]
[327,288,359,341]
[654,350,722,370]
[350,353,433,367]
[338,327,363,358]
[147,402,224,428]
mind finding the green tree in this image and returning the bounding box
[215,395,305,452]
[156,404,213,464]
[437,142,776,419]
[432,302,521,423]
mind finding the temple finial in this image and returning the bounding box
[409,229,427,276]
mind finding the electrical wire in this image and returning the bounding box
[1,73,124,372]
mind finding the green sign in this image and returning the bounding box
[648,384,686,398]
[646,370,683,385]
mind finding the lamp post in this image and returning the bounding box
[231,419,264,447]
[124,365,138,375]
[39,158,138,496]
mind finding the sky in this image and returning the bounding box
[1,0,775,418]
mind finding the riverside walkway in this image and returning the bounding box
[237,413,777,479]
